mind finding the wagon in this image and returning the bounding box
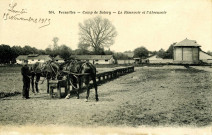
[48,72,90,98]
[48,76,69,98]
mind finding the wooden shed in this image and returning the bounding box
[173,38,201,64]
[54,55,65,63]
[16,54,52,64]
[70,55,115,64]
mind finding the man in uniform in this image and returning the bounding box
[21,60,31,99]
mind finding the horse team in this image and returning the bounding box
[29,59,98,102]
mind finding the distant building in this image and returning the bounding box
[199,50,212,64]
[117,52,134,64]
[117,59,134,64]
[16,55,28,64]
[54,55,65,63]
[147,55,173,64]
[70,55,115,64]
[173,38,201,64]
[133,57,142,64]
[133,57,149,64]
[16,54,52,64]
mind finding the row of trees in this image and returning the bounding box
[0,39,73,64]
[1,16,211,64]
[133,42,176,59]
[1,41,212,64]
[0,42,173,64]
[0,45,46,64]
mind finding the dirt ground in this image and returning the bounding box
[0,66,212,127]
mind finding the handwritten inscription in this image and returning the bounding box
[3,3,51,28]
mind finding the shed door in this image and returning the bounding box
[192,48,199,61]
[183,48,192,61]
[175,48,182,61]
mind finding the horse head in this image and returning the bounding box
[42,61,61,80]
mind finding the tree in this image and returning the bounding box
[58,45,72,60]
[38,49,46,55]
[104,49,114,55]
[113,52,129,60]
[47,37,60,57]
[52,37,59,50]
[45,47,52,55]
[78,43,90,50]
[157,48,166,58]
[207,51,212,56]
[163,42,176,59]
[149,50,157,55]
[22,45,35,54]
[133,46,149,58]
[0,44,16,63]
[12,46,24,56]
[79,16,117,54]
[75,43,91,55]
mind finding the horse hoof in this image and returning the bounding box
[85,99,88,102]
[65,95,70,99]
[96,98,99,101]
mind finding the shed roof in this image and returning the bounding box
[36,55,51,60]
[70,55,113,60]
[28,54,39,57]
[16,55,28,60]
[16,55,51,60]
[54,55,64,60]
[174,38,201,47]
[200,50,212,57]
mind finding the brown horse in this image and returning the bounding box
[30,61,61,93]
[61,60,98,102]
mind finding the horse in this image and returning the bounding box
[30,60,61,93]
[61,60,98,102]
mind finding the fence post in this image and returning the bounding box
[98,76,101,82]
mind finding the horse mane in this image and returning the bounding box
[30,60,59,73]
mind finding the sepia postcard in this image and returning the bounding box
[0,0,212,135]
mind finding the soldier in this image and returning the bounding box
[21,60,31,99]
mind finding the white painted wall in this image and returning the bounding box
[16,60,23,64]
[28,59,39,64]
[117,59,134,64]
[56,60,65,63]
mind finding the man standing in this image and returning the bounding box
[21,60,31,99]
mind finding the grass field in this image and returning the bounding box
[0,65,212,127]
[0,66,22,97]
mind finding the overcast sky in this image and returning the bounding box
[0,0,211,52]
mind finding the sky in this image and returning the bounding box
[0,0,211,52]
